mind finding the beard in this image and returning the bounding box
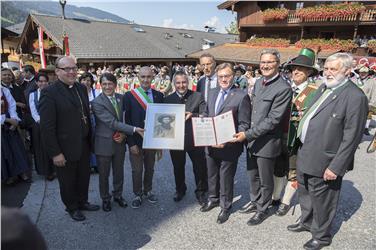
[324,73,347,88]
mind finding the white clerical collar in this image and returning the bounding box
[176,91,187,98]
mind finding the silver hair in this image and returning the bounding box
[325,53,353,70]
[172,70,189,85]
[216,62,234,74]
[260,49,281,62]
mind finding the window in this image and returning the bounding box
[296,2,304,10]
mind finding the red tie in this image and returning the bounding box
[262,79,267,86]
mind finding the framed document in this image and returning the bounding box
[192,110,236,146]
[143,103,185,150]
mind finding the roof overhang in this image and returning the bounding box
[187,43,338,64]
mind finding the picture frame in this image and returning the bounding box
[142,103,186,150]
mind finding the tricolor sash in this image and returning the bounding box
[130,87,153,110]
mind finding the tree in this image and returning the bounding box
[225,17,239,35]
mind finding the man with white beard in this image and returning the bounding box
[287,53,368,250]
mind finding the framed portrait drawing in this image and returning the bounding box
[143,103,185,150]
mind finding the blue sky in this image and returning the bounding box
[69,1,236,33]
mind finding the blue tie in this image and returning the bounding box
[215,90,226,115]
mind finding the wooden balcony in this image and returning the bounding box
[239,7,376,27]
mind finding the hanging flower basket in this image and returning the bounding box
[295,39,357,51]
[296,2,365,21]
[262,8,289,22]
[246,37,290,47]
[32,39,56,50]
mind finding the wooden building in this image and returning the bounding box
[218,1,376,43]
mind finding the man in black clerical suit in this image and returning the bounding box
[39,56,99,221]
[164,71,208,205]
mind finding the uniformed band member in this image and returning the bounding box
[200,63,251,224]
[288,53,368,250]
[274,48,319,216]
[233,49,292,226]
[164,71,208,205]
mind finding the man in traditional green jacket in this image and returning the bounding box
[274,48,319,216]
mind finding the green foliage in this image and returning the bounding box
[225,17,239,35]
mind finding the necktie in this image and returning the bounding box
[215,90,227,115]
[110,96,120,119]
[296,88,331,139]
[292,86,299,98]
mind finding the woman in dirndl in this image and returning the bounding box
[1,84,30,185]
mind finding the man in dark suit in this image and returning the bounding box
[92,72,144,212]
[233,49,292,225]
[39,56,99,221]
[164,70,208,205]
[123,66,164,209]
[200,63,251,224]
[196,53,218,102]
[287,53,368,250]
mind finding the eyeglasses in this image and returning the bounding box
[57,67,78,72]
[217,74,232,79]
[260,61,278,65]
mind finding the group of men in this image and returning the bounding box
[37,46,368,250]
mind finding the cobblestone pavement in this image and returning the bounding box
[22,134,375,250]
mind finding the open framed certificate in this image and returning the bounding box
[192,110,236,146]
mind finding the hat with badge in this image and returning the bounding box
[285,48,318,76]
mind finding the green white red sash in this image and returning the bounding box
[130,87,153,110]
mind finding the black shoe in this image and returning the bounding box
[247,211,268,226]
[271,199,281,206]
[79,202,100,211]
[102,200,111,212]
[114,197,128,208]
[68,210,86,221]
[196,193,207,206]
[200,201,219,212]
[173,192,185,202]
[364,128,371,136]
[275,203,290,216]
[303,239,331,250]
[239,202,257,214]
[217,209,231,224]
[287,223,310,233]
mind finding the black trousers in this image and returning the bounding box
[247,154,275,213]
[207,155,238,210]
[55,140,90,211]
[169,148,208,197]
[297,170,342,244]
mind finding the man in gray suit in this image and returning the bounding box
[287,53,368,250]
[233,49,292,225]
[92,73,144,212]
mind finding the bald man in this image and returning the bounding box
[123,67,164,209]
[40,56,99,221]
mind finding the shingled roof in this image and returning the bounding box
[20,14,237,61]
[187,43,338,64]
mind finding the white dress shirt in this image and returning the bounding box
[1,87,20,124]
[29,89,40,123]
[204,74,218,101]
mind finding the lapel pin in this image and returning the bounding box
[332,95,337,100]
